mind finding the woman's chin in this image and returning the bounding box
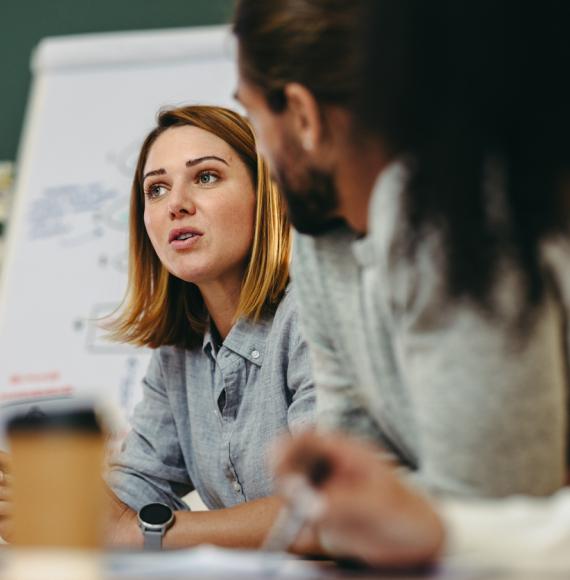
[169,262,243,289]
[175,272,208,285]
[172,267,221,286]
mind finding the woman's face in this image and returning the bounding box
[142,125,256,288]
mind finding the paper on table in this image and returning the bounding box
[107,545,320,578]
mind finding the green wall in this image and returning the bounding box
[0,0,235,161]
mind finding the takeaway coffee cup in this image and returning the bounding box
[6,404,107,549]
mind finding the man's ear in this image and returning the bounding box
[283,83,323,153]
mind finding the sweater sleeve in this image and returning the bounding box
[396,283,566,497]
[440,489,570,571]
[372,167,567,497]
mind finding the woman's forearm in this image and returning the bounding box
[108,492,318,552]
[166,496,282,549]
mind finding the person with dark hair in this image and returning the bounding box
[234,0,570,500]
[235,0,570,568]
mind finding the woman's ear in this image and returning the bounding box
[283,83,323,153]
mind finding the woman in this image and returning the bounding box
[0,107,314,548]
[102,105,314,548]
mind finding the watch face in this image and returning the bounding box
[139,503,173,526]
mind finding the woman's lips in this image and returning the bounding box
[168,227,203,243]
[168,227,204,250]
[170,233,202,251]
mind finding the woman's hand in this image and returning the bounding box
[0,450,13,542]
[106,492,143,548]
[272,431,446,568]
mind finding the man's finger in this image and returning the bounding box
[0,520,13,543]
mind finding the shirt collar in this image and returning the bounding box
[202,322,216,357]
[351,235,375,268]
[201,310,274,367]
[222,310,272,367]
[351,160,408,268]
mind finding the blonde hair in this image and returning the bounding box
[108,105,291,349]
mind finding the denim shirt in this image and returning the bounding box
[108,286,315,511]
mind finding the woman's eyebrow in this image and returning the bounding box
[142,156,229,183]
[142,168,166,182]
[186,155,229,167]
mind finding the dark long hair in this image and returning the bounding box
[362,0,570,313]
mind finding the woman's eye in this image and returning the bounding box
[145,184,167,199]
[197,171,219,185]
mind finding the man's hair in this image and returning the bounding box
[233,0,363,112]
[361,0,570,315]
[108,105,291,349]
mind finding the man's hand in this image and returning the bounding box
[272,431,446,568]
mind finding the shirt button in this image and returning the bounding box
[233,481,242,493]
[251,350,260,360]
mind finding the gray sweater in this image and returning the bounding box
[292,162,570,498]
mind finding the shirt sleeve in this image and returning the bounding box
[107,349,193,511]
[440,489,570,570]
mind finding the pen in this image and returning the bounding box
[262,453,332,552]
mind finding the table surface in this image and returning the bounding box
[1,545,568,580]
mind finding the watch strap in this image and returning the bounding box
[142,527,164,550]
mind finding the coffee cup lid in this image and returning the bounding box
[6,406,102,434]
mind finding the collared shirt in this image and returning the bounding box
[107,286,315,511]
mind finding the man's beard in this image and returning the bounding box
[273,137,345,236]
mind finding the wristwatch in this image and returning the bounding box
[137,503,175,550]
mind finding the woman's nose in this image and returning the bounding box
[167,187,196,218]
